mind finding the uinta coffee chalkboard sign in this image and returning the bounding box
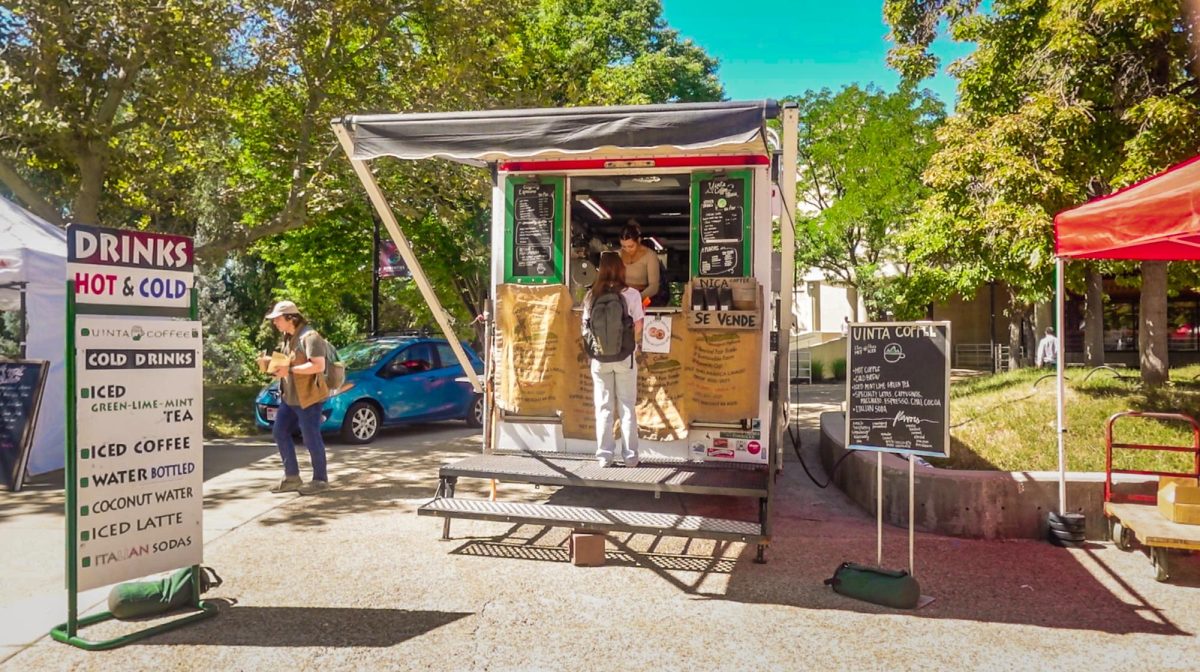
[845,322,950,458]
[0,360,48,491]
[505,176,564,284]
[691,170,751,277]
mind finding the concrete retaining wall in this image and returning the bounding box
[818,412,1157,540]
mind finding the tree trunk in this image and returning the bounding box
[847,285,860,322]
[1033,301,1052,349]
[1084,264,1105,366]
[1021,308,1036,367]
[72,146,105,224]
[1008,303,1024,371]
[1139,261,1169,387]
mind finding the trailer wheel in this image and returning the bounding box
[1111,521,1132,551]
[1151,547,1170,582]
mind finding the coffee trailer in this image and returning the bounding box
[333,101,799,561]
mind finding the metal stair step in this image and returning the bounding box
[438,454,768,498]
[418,497,764,543]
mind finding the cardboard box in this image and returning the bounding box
[685,278,761,331]
[1157,476,1200,525]
[569,532,606,566]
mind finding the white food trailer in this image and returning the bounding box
[333,101,799,561]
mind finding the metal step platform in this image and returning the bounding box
[438,453,769,498]
[422,452,772,561]
[417,497,764,543]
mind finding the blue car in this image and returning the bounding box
[254,336,485,444]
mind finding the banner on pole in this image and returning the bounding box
[378,239,410,278]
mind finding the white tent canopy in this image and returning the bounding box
[0,195,67,476]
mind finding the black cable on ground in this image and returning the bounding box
[788,415,852,489]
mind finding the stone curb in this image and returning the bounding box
[818,411,1157,540]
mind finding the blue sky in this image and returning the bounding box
[659,0,973,108]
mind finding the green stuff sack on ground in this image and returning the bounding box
[824,562,920,609]
[107,566,222,620]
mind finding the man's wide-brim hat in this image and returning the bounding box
[264,300,301,320]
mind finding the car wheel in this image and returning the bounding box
[465,395,484,428]
[341,401,381,444]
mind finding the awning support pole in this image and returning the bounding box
[1056,257,1067,514]
[332,122,482,394]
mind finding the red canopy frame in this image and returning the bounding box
[1051,153,1200,516]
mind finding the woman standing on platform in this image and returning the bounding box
[583,252,644,468]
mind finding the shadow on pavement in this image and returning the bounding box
[141,601,470,647]
[418,385,1196,639]
[243,424,484,529]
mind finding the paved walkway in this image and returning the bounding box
[1,385,1198,671]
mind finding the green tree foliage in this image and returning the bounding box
[0,0,239,226]
[790,84,945,320]
[1,0,723,363]
[514,0,723,106]
[229,0,723,338]
[885,0,1200,382]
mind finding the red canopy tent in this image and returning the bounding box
[1056,155,1200,261]
[1050,154,1200,513]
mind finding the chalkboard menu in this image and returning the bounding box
[505,176,564,284]
[0,360,48,492]
[846,322,950,458]
[691,170,751,277]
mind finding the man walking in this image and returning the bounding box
[1036,327,1059,368]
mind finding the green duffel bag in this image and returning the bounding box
[107,566,222,620]
[824,562,920,609]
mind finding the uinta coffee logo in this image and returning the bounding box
[883,343,905,363]
[81,325,197,340]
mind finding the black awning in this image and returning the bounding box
[338,100,779,164]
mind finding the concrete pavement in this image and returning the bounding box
[1,385,1198,671]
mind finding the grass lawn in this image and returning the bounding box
[936,365,1200,473]
[204,383,263,439]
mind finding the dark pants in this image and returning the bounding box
[273,402,328,482]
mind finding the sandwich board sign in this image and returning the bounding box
[846,322,950,458]
[53,224,214,650]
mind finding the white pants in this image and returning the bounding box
[590,356,639,463]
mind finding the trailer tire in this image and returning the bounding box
[1111,521,1132,551]
[1152,547,1170,582]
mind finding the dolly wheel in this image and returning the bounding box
[1112,522,1132,551]
[1151,547,1170,582]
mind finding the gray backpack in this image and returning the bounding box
[323,338,345,390]
[584,288,635,363]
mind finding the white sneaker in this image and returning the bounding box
[298,480,330,495]
[624,457,640,468]
[270,475,303,493]
[597,459,612,468]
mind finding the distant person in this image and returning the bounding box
[257,300,331,494]
[841,316,850,336]
[1036,327,1059,368]
[582,252,644,468]
[618,220,666,307]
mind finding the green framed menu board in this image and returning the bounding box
[505,176,564,284]
[691,170,752,277]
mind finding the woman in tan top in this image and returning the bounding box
[618,220,661,305]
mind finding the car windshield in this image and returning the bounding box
[339,340,405,371]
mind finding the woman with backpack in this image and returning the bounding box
[258,300,331,494]
[583,252,645,468]
[618,220,667,307]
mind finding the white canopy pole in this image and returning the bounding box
[1055,257,1067,513]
